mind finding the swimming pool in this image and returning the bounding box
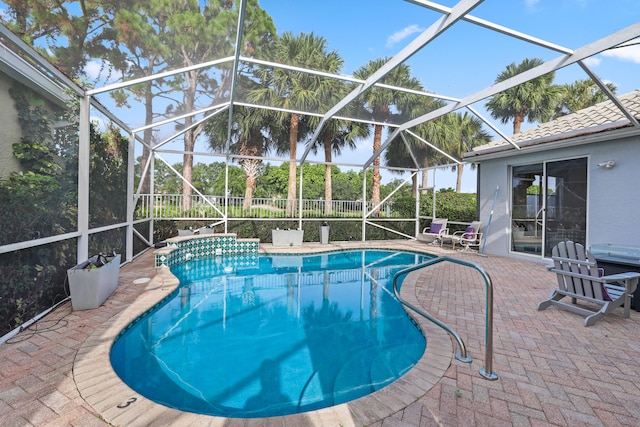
[110,249,432,418]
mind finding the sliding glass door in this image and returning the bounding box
[511,158,587,257]
[512,164,544,255]
[543,158,587,256]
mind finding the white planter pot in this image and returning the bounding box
[67,254,121,310]
[319,225,330,244]
[271,230,304,247]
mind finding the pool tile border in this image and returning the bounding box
[74,245,453,427]
[155,233,260,268]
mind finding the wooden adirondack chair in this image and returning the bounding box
[538,241,640,326]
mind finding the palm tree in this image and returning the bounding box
[206,106,279,209]
[353,58,424,215]
[249,32,342,216]
[309,118,370,214]
[384,136,420,197]
[384,107,444,197]
[439,112,491,192]
[485,58,562,134]
[160,0,275,211]
[552,79,617,119]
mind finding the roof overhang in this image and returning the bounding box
[463,120,639,162]
[0,25,84,105]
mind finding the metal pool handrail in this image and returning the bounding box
[392,256,499,381]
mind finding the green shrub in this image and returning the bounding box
[426,191,476,231]
[0,85,133,337]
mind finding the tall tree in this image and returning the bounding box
[162,1,232,211]
[160,0,275,210]
[353,58,423,215]
[302,71,370,215]
[1,0,125,78]
[307,117,369,214]
[485,58,561,134]
[384,96,447,195]
[412,115,452,193]
[111,0,172,194]
[206,106,282,208]
[249,32,340,216]
[552,79,617,119]
[440,112,491,192]
[384,136,420,197]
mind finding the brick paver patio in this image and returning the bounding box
[1,240,639,426]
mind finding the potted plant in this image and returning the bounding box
[67,253,121,310]
[271,228,304,246]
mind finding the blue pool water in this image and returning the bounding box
[110,250,431,418]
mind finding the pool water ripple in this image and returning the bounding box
[110,250,432,418]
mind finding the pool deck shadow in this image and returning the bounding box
[2,240,640,426]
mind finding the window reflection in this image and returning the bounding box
[511,158,587,257]
[511,163,544,255]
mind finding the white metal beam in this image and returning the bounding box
[400,132,421,169]
[233,101,400,129]
[304,0,484,162]
[363,24,640,168]
[125,131,136,261]
[242,55,460,102]
[86,56,235,96]
[397,22,640,133]
[365,172,416,219]
[152,106,229,151]
[406,0,573,54]
[225,0,248,154]
[465,105,518,149]
[325,0,484,122]
[0,25,83,97]
[154,155,226,218]
[406,130,463,165]
[132,101,230,133]
[578,60,640,128]
[77,96,91,263]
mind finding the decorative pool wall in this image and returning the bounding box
[154,234,259,268]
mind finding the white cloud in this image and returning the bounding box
[524,0,540,9]
[582,56,601,67]
[386,24,424,48]
[83,61,101,79]
[355,139,371,153]
[601,44,640,64]
[83,60,123,84]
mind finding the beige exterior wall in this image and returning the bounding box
[0,73,23,179]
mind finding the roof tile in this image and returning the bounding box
[471,89,640,153]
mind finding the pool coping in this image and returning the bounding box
[73,246,453,427]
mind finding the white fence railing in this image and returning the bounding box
[136,194,397,220]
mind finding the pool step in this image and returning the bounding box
[332,343,418,404]
[332,346,377,403]
[369,344,418,388]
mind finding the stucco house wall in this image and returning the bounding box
[476,133,640,259]
[468,89,640,260]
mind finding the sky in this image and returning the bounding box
[72,0,640,193]
[254,0,640,192]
